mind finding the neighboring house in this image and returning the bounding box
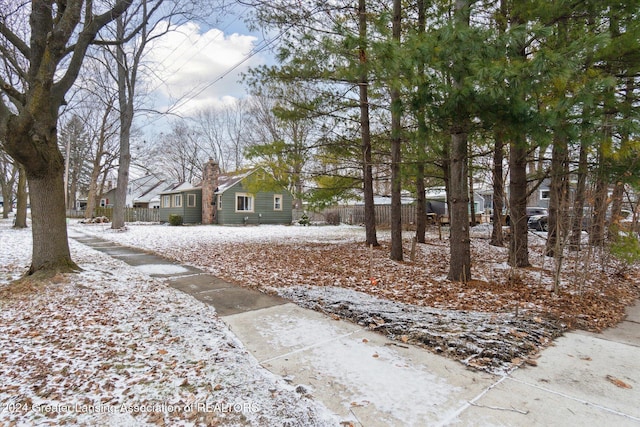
[101,174,167,209]
[424,187,487,216]
[159,159,293,225]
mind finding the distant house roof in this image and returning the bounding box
[159,182,199,195]
[135,179,169,203]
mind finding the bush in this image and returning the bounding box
[298,213,310,226]
[610,232,640,265]
[325,211,340,225]
[168,214,183,226]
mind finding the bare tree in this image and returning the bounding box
[0,0,135,275]
[224,99,252,171]
[152,121,204,183]
[105,0,217,229]
[59,115,91,210]
[244,91,315,209]
[191,100,252,173]
[192,108,227,170]
[108,3,166,229]
[81,88,120,219]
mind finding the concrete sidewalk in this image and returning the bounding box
[71,231,640,426]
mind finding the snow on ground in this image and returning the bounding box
[68,221,640,374]
[277,285,562,375]
[254,311,462,426]
[0,220,338,426]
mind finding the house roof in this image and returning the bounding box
[159,182,199,195]
[103,174,168,204]
[159,169,278,196]
[216,169,254,194]
[135,179,169,203]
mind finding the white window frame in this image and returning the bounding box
[187,193,196,207]
[235,193,254,212]
[273,194,283,211]
[162,195,170,208]
[540,189,550,200]
[173,194,182,207]
[217,194,222,210]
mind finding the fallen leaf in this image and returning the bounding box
[606,375,632,389]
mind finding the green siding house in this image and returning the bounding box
[215,170,293,225]
[158,183,202,224]
[159,166,292,225]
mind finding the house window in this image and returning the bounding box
[174,194,182,207]
[162,195,170,208]
[540,189,550,200]
[235,193,253,212]
[217,195,222,210]
[273,194,283,211]
[187,194,196,207]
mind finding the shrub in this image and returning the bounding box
[298,213,310,226]
[610,232,640,265]
[168,214,183,226]
[325,211,340,225]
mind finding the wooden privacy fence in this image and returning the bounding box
[294,205,419,227]
[330,205,419,226]
[68,207,161,222]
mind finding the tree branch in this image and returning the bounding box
[53,0,136,103]
[0,21,30,59]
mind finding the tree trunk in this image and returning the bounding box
[589,176,608,246]
[415,162,426,244]
[609,77,634,242]
[1,182,12,219]
[3,112,79,274]
[447,0,471,282]
[569,136,588,250]
[389,0,403,261]
[112,16,133,230]
[358,0,378,247]
[448,132,471,282]
[111,139,131,229]
[14,165,28,228]
[27,169,77,274]
[0,162,16,219]
[490,130,505,246]
[608,182,624,241]
[468,154,476,226]
[85,157,102,219]
[414,0,427,245]
[546,132,569,257]
[509,139,530,267]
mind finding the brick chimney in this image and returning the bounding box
[202,158,219,224]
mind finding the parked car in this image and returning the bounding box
[496,207,548,226]
[528,214,548,231]
[528,208,633,233]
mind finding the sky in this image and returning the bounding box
[136,4,276,135]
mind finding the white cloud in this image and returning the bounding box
[144,21,265,116]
